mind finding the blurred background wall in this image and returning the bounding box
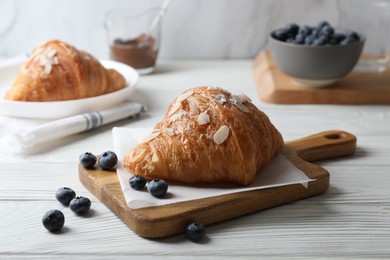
[0,0,339,59]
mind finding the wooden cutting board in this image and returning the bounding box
[78,130,356,238]
[253,50,390,104]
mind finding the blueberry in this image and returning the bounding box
[186,222,205,242]
[129,175,147,190]
[330,33,346,44]
[272,28,290,41]
[312,36,328,46]
[340,32,360,45]
[69,196,91,215]
[320,26,334,37]
[310,28,321,39]
[294,34,305,44]
[340,37,356,45]
[318,21,330,29]
[286,23,299,35]
[42,209,65,232]
[55,187,76,206]
[98,151,118,170]
[147,179,168,198]
[346,31,360,41]
[304,35,315,45]
[79,152,97,168]
[298,25,312,37]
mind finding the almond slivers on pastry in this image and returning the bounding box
[4,40,127,102]
[124,86,284,186]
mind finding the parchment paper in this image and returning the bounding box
[113,127,314,209]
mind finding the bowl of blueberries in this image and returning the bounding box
[269,21,365,87]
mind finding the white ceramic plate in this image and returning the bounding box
[0,59,139,119]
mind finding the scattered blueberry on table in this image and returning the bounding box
[147,179,168,198]
[271,21,360,46]
[42,209,65,232]
[69,196,92,215]
[129,175,147,190]
[55,187,76,206]
[79,152,97,168]
[98,151,118,170]
[186,222,206,242]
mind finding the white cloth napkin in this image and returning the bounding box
[0,101,145,154]
[112,127,315,209]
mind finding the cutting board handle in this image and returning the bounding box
[284,130,357,162]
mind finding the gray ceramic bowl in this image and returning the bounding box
[269,31,365,87]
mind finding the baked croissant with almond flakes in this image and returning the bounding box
[4,40,126,101]
[124,86,284,186]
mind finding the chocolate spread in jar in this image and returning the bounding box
[110,34,157,69]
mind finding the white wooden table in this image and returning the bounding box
[1,60,390,258]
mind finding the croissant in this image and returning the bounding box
[4,40,126,101]
[124,86,284,186]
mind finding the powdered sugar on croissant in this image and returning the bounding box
[124,86,284,186]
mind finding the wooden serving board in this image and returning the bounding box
[253,50,390,104]
[79,130,356,238]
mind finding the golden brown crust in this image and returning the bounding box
[124,86,284,186]
[4,40,126,101]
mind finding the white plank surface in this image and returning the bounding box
[1,60,390,258]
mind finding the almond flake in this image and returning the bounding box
[44,63,52,75]
[235,102,250,113]
[36,48,59,76]
[163,128,175,136]
[142,132,160,142]
[213,125,230,144]
[237,93,252,102]
[197,112,210,125]
[169,110,186,121]
[177,90,194,103]
[46,49,57,58]
[214,94,227,104]
[189,101,199,116]
[168,101,181,116]
[231,94,251,104]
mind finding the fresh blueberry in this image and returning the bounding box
[129,175,147,190]
[306,29,320,41]
[98,151,118,170]
[286,23,299,35]
[294,34,305,44]
[55,187,76,206]
[272,28,290,41]
[311,28,322,38]
[346,31,360,42]
[346,31,358,39]
[320,25,334,37]
[331,33,346,44]
[318,21,330,29]
[79,152,97,168]
[69,196,91,215]
[304,35,315,45]
[147,179,168,198]
[340,38,356,45]
[312,35,328,46]
[42,209,65,232]
[298,25,312,37]
[340,32,360,45]
[186,222,206,242]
